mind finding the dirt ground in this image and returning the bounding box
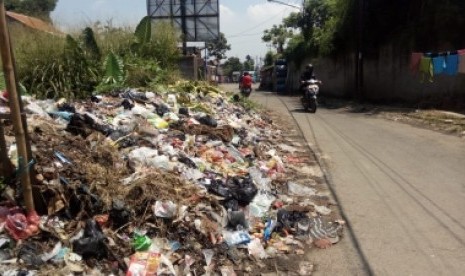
[321,98,465,138]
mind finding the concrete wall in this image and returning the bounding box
[178,55,200,81]
[287,45,465,107]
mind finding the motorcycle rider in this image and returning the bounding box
[300,64,317,93]
[240,71,253,91]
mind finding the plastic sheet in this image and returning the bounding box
[223,230,251,246]
[248,238,267,259]
[153,201,177,218]
[288,182,317,196]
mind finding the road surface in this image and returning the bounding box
[240,86,465,275]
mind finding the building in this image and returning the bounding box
[6,11,62,35]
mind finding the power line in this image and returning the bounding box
[228,6,290,38]
[228,32,264,38]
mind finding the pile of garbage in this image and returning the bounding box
[0,82,344,275]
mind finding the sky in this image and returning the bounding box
[51,0,300,63]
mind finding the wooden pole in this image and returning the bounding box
[0,0,35,212]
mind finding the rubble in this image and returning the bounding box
[0,82,344,275]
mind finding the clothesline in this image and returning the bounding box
[410,49,465,82]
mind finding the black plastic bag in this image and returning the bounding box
[121,90,148,102]
[110,199,131,228]
[58,103,76,113]
[178,107,189,116]
[208,176,258,205]
[207,179,233,199]
[66,113,114,137]
[178,156,197,168]
[276,209,308,231]
[121,99,134,110]
[154,103,170,116]
[197,115,217,128]
[226,176,257,205]
[227,210,248,229]
[18,243,45,269]
[222,199,239,211]
[73,219,107,259]
[90,95,101,103]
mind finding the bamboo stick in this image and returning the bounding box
[0,0,35,212]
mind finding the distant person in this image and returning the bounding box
[240,72,253,90]
[300,64,316,93]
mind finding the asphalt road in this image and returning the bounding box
[246,88,465,276]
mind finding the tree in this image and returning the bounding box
[206,32,231,61]
[5,0,58,20]
[243,55,255,71]
[262,24,293,53]
[264,51,275,67]
[222,57,243,77]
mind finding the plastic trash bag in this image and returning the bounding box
[226,176,258,205]
[227,211,248,230]
[178,107,189,116]
[153,201,177,218]
[222,230,251,246]
[287,182,317,196]
[208,176,258,205]
[248,238,267,259]
[248,190,275,218]
[18,242,45,268]
[72,219,107,259]
[110,199,131,228]
[197,115,218,127]
[276,209,309,231]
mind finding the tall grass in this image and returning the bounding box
[8,18,182,99]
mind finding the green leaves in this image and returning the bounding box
[135,16,152,44]
[206,32,231,61]
[261,24,293,53]
[82,27,101,59]
[103,52,125,85]
[0,72,5,91]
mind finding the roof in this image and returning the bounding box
[6,11,63,35]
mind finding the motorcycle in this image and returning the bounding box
[240,86,252,98]
[300,79,321,113]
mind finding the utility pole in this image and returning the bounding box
[0,0,35,212]
[181,0,187,55]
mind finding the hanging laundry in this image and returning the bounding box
[409,52,423,74]
[458,52,465,74]
[432,56,446,75]
[445,54,459,75]
[419,56,433,82]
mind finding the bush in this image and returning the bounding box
[9,18,182,99]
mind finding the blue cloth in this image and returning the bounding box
[445,54,459,75]
[432,56,445,75]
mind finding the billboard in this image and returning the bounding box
[147,0,220,42]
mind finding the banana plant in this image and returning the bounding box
[134,16,152,44]
[103,51,125,85]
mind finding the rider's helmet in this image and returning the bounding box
[306,64,313,71]
[243,72,249,76]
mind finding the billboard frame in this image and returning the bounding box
[147,0,220,52]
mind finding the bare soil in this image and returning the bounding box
[321,98,465,137]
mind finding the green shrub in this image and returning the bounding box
[10,17,182,99]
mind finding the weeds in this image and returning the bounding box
[9,17,182,99]
[0,72,5,90]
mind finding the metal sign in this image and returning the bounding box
[147,0,219,42]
